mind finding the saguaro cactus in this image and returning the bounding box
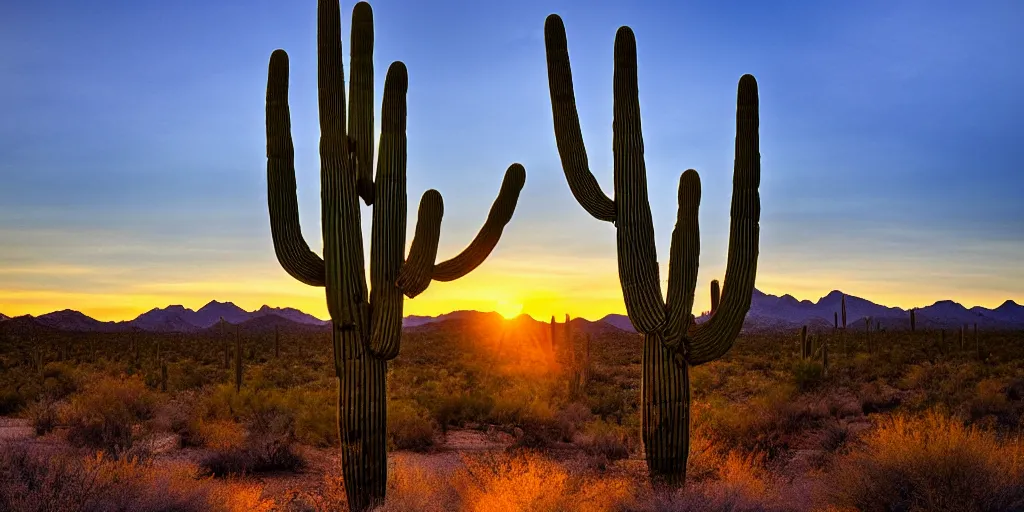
[544,15,761,485]
[264,2,525,509]
[841,295,847,329]
[234,327,242,392]
[710,279,721,315]
[799,325,810,360]
[910,308,916,332]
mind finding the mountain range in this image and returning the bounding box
[1,289,1021,334]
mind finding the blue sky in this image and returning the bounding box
[1,0,1022,320]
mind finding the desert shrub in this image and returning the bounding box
[585,381,633,422]
[791,360,825,391]
[199,437,305,477]
[577,420,633,470]
[636,451,792,512]
[703,383,829,461]
[289,387,337,447]
[554,402,594,441]
[450,451,635,512]
[61,374,159,458]
[26,396,59,436]
[0,440,274,512]
[968,378,1016,427]
[824,410,1024,512]
[389,399,437,452]
[41,362,80,400]
[155,389,206,447]
[431,391,494,429]
[199,405,305,477]
[0,387,26,415]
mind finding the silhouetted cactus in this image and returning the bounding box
[710,279,721,315]
[264,3,525,509]
[568,322,591,399]
[865,317,871,354]
[834,312,838,332]
[799,325,810,360]
[841,295,847,329]
[234,327,242,392]
[550,315,557,355]
[544,14,761,486]
[910,308,916,332]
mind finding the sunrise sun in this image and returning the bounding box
[495,299,524,319]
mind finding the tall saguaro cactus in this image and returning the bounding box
[544,15,761,485]
[264,2,525,509]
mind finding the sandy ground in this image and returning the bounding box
[0,417,33,440]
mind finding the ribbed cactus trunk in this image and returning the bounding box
[642,332,690,484]
[544,14,760,487]
[263,3,524,509]
[336,324,387,509]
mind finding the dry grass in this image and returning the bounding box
[0,440,274,512]
[822,410,1024,512]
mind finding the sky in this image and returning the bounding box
[1,0,1022,322]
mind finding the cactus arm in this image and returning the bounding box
[710,279,721,315]
[543,15,616,223]
[349,2,375,205]
[664,169,701,347]
[396,190,444,298]
[684,75,761,365]
[318,0,370,330]
[612,26,665,335]
[367,62,410,361]
[266,50,327,287]
[431,163,526,281]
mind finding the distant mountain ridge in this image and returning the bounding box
[3,290,1021,334]
[580,289,1024,334]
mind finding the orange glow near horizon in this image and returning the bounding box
[1,248,1022,323]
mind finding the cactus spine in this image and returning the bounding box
[264,3,525,509]
[544,15,761,485]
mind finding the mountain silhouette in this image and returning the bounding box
[3,290,1021,334]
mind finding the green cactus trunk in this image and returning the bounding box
[336,324,387,510]
[642,332,690,484]
[263,3,524,509]
[544,14,760,487]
